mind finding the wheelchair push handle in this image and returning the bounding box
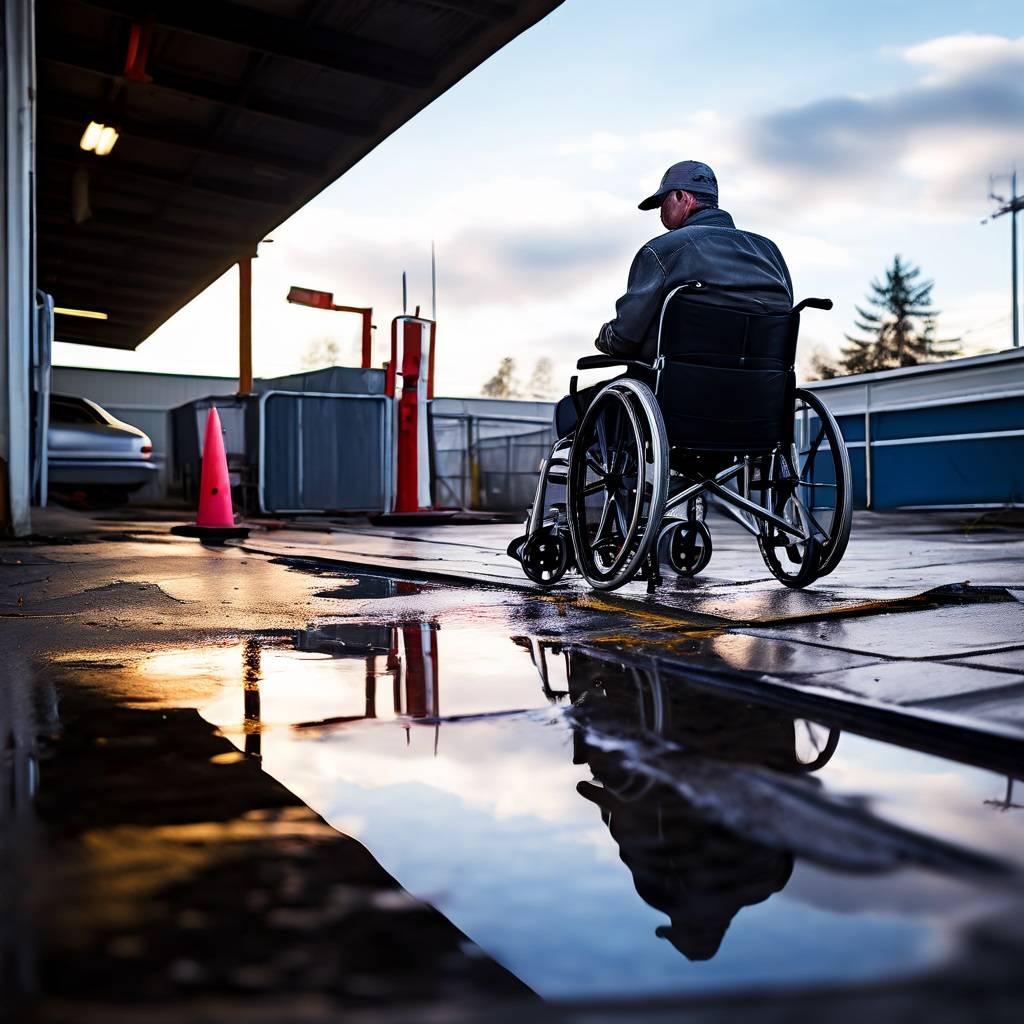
[794,297,833,313]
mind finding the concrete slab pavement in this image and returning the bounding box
[240,509,1024,612]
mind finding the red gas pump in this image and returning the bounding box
[383,314,437,517]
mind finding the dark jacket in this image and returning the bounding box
[596,208,793,361]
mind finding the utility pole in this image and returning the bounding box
[985,171,1023,349]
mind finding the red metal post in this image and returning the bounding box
[361,309,373,368]
[238,258,253,394]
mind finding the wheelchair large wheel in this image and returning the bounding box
[791,388,852,577]
[567,379,668,591]
[756,388,850,588]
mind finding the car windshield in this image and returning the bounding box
[50,396,107,425]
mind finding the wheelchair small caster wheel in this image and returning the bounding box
[506,534,527,561]
[521,530,569,586]
[666,520,712,577]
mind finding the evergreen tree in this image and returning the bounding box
[481,356,520,398]
[840,255,959,373]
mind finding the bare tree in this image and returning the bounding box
[481,357,521,398]
[300,336,343,370]
[526,357,555,399]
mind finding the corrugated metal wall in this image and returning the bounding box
[259,391,391,514]
[804,349,1024,508]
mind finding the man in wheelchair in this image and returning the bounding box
[509,160,853,593]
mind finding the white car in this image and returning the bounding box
[48,394,156,503]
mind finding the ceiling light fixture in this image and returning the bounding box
[94,125,119,156]
[54,306,108,320]
[79,121,119,156]
[79,121,103,151]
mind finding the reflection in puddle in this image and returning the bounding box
[135,623,1024,1000]
[2,661,532,1009]
[314,577,427,600]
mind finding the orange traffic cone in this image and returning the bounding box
[171,407,249,543]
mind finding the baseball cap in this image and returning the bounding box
[638,161,718,210]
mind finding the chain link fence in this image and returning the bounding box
[433,413,556,512]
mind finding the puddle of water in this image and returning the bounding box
[314,577,427,600]
[133,622,1024,1002]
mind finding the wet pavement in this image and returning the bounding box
[2,507,1023,1021]
[240,510,1024,743]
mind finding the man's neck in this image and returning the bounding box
[678,206,729,229]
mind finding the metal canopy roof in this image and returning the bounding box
[37,0,562,349]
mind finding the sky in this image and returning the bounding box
[52,0,1024,397]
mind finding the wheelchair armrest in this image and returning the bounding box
[793,297,833,313]
[576,355,654,371]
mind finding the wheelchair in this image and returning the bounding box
[508,282,853,591]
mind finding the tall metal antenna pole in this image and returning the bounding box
[1013,170,1019,349]
[986,170,1022,348]
[431,241,437,322]
[402,271,408,315]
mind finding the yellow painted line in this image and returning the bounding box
[569,592,723,630]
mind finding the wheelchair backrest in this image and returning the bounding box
[655,285,799,452]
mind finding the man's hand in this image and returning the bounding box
[595,322,636,356]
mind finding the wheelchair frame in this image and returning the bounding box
[513,283,853,591]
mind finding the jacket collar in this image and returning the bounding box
[681,207,734,229]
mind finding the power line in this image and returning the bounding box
[960,312,1012,339]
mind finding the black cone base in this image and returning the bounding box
[369,510,505,526]
[171,523,250,544]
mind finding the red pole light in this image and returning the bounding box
[286,285,374,368]
[287,285,335,310]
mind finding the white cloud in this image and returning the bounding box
[745,33,1024,224]
[903,33,1024,84]
[61,33,1023,396]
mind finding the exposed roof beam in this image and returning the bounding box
[42,143,290,208]
[53,290,176,312]
[76,0,437,89]
[39,31,378,138]
[40,262,197,291]
[38,170,255,224]
[39,230,238,269]
[40,93,326,179]
[40,214,245,254]
[38,179,249,229]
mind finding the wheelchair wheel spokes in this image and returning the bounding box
[583,410,640,567]
[792,388,853,577]
[568,380,668,591]
[755,388,852,588]
[756,447,820,588]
